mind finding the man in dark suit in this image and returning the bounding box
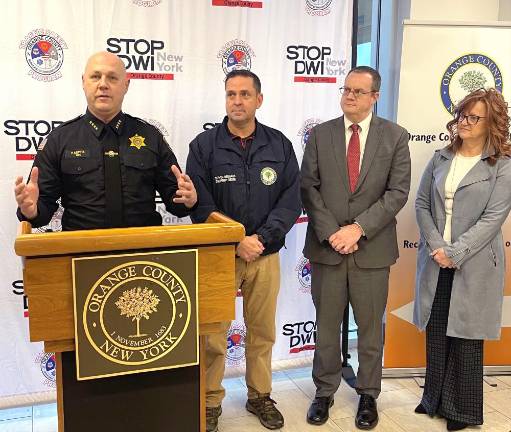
[301,66,410,430]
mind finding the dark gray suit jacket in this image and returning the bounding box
[301,115,411,268]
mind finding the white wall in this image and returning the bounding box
[410,0,499,21]
[374,0,410,121]
[499,0,511,21]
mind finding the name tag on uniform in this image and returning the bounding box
[215,174,237,183]
[65,149,90,158]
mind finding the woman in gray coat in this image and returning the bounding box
[413,88,511,431]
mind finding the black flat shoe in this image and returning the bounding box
[414,403,427,414]
[447,419,468,431]
[306,396,334,425]
[355,395,378,430]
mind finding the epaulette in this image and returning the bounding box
[125,113,166,137]
[125,113,150,125]
[55,114,83,129]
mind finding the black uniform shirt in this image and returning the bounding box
[17,110,191,230]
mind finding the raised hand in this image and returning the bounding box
[171,164,197,208]
[14,167,39,219]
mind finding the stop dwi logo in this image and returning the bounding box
[4,119,63,161]
[106,37,184,80]
[286,44,347,83]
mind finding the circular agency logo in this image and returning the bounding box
[295,256,312,293]
[34,352,56,388]
[218,39,255,75]
[260,167,277,185]
[440,53,503,114]
[298,118,322,151]
[226,321,246,366]
[20,29,67,82]
[306,0,333,15]
[83,261,191,366]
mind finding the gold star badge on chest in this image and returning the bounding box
[129,134,146,150]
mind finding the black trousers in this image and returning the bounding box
[421,268,483,425]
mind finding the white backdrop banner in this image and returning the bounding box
[1,0,353,406]
[384,21,511,369]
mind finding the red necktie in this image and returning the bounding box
[347,124,360,192]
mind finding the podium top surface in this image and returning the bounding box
[15,213,245,257]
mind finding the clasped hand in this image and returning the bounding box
[430,248,455,268]
[328,224,363,255]
[236,234,264,263]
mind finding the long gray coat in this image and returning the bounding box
[413,147,511,340]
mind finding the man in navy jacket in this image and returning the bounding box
[186,70,300,432]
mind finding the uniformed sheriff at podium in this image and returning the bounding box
[14,51,197,229]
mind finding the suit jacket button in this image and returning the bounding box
[348,198,353,203]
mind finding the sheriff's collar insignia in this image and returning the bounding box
[129,134,146,150]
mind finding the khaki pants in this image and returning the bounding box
[205,253,280,407]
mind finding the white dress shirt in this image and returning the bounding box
[344,112,372,170]
[344,112,373,236]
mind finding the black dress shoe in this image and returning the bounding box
[447,419,468,431]
[355,395,378,430]
[307,396,334,425]
[414,403,427,414]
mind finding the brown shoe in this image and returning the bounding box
[246,395,284,430]
[206,406,222,432]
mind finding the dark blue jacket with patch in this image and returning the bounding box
[186,117,301,255]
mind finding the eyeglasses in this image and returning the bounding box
[339,86,376,98]
[457,113,486,126]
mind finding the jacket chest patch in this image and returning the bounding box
[215,174,237,183]
[260,167,277,185]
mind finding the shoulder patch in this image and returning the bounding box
[58,114,82,128]
[37,137,48,152]
[126,114,168,135]
[125,113,149,125]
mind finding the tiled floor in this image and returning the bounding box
[1,368,511,431]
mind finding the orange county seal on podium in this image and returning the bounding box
[72,250,198,380]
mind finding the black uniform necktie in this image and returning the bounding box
[103,127,124,227]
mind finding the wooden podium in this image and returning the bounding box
[15,212,244,432]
